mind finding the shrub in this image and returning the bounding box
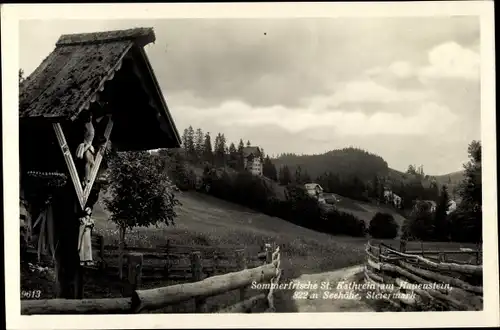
[324,210,366,237]
[369,212,399,239]
[402,201,434,241]
[157,148,196,191]
[203,168,275,214]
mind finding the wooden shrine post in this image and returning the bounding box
[51,117,113,298]
[19,27,182,301]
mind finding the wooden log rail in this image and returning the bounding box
[21,298,132,315]
[133,262,276,312]
[364,241,483,311]
[21,244,282,315]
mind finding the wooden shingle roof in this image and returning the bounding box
[19,27,181,150]
[19,28,155,120]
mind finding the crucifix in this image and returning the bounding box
[52,108,114,267]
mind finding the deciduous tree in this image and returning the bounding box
[104,150,180,278]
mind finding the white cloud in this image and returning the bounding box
[169,98,457,138]
[388,61,415,78]
[308,79,429,110]
[418,41,480,81]
[365,42,480,83]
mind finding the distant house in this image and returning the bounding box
[242,146,263,176]
[446,200,458,215]
[424,200,437,212]
[305,183,324,199]
[383,189,402,209]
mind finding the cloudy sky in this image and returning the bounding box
[19,17,481,175]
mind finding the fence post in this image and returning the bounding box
[399,239,406,253]
[191,251,207,312]
[439,250,446,263]
[98,235,105,270]
[265,244,272,264]
[213,252,220,276]
[125,252,143,297]
[236,249,247,301]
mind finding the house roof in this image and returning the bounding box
[19,27,181,150]
[305,183,323,191]
[242,146,260,158]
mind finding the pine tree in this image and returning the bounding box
[429,181,439,202]
[228,142,238,169]
[302,170,311,183]
[434,185,451,241]
[295,166,302,184]
[279,165,292,185]
[237,139,245,170]
[185,126,196,160]
[269,161,278,181]
[262,156,278,181]
[213,134,221,165]
[213,133,227,167]
[181,128,189,151]
[451,140,482,242]
[194,128,204,162]
[203,132,213,164]
[372,175,380,200]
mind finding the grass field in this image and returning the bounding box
[91,190,372,312]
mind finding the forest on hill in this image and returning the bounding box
[153,124,481,243]
[160,126,464,205]
[272,148,465,203]
[271,148,389,182]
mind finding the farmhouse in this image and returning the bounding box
[383,189,402,209]
[304,183,326,203]
[242,146,263,176]
[447,200,458,215]
[19,27,181,298]
[305,183,323,197]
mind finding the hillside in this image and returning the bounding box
[176,159,408,233]
[434,170,465,198]
[272,148,464,196]
[94,190,370,278]
[272,147,389,182]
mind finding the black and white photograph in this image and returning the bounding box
[2,2,498,329]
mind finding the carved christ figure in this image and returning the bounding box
[75,112,95,188]
[78,207,94,265]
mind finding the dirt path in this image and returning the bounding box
[283,265,377,312]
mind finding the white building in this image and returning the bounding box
[305,183,324,200]
[242,146,263,176]
[384,189,402,209]
[447,200,457,215]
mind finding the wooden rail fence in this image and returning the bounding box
[89,234,266,280]
[364,240,483,311]
[21,244,282,314]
